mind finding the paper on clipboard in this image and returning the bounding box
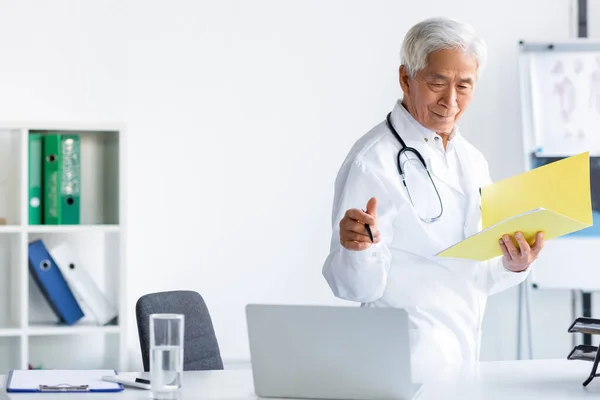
[6,369,123,392]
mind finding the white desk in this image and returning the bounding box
[1,359,599,399]
[419,359,600,399]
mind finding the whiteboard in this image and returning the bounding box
[519,40,600,291]
[523,42,600,156]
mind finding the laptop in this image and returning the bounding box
[245,304,422,400]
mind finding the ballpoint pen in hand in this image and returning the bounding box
[362,208,375,243]
[364,223,374,243]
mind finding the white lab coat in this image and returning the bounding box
[322,99,530,381]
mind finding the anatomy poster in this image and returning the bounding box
[529,50,600,156]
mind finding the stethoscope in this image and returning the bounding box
[385,112,444,223]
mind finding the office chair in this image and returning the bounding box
[135,290,224,371]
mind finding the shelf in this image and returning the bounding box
[27,129,120,225]
[0,234,23,331]
[0,327,21,337]
[0,337,21,374]
[27,224,119,233]
[0,226,22,233]
[0,124,126,371]
[0,129,22,225]
[568,317,600,335]
[27,322,120,336]
[29,333,120,370]
[568,344,599,362]
[28,230,121,328]
[0,225,121,234]
[0,121,124,131]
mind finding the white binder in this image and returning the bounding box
[50,242,118,325]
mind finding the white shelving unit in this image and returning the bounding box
[0,123,126,373]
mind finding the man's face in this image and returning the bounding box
[399,48,478,135]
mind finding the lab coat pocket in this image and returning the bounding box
[391,205,436,257]
[384,256,448,308]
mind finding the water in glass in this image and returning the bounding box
[150,313,184,399]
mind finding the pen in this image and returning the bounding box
[362,208,374,243]
[364,223,374,243]
[135,378,150,385]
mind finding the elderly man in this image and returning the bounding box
[322,17,544,379]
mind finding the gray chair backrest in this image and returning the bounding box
[135,290,224,371]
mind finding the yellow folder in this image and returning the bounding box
[437,152,592,261]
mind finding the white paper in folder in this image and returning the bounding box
[50,242,118,325]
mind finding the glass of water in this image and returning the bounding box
[150,313,184,399]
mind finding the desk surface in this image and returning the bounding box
[1,359,600,399]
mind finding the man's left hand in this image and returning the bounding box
[499,231,544,272]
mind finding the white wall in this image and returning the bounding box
[0,0,125,123]
[124,0,404,367]
[0,0,589,370]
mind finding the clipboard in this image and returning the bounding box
[6,369,124,393]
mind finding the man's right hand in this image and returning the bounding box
[340,197,380,251]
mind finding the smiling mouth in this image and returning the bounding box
[432,111,453,119]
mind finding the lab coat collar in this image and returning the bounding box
[389,100,464,194]
[388,100,429,166]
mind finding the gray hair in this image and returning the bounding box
[400,17,487,79]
